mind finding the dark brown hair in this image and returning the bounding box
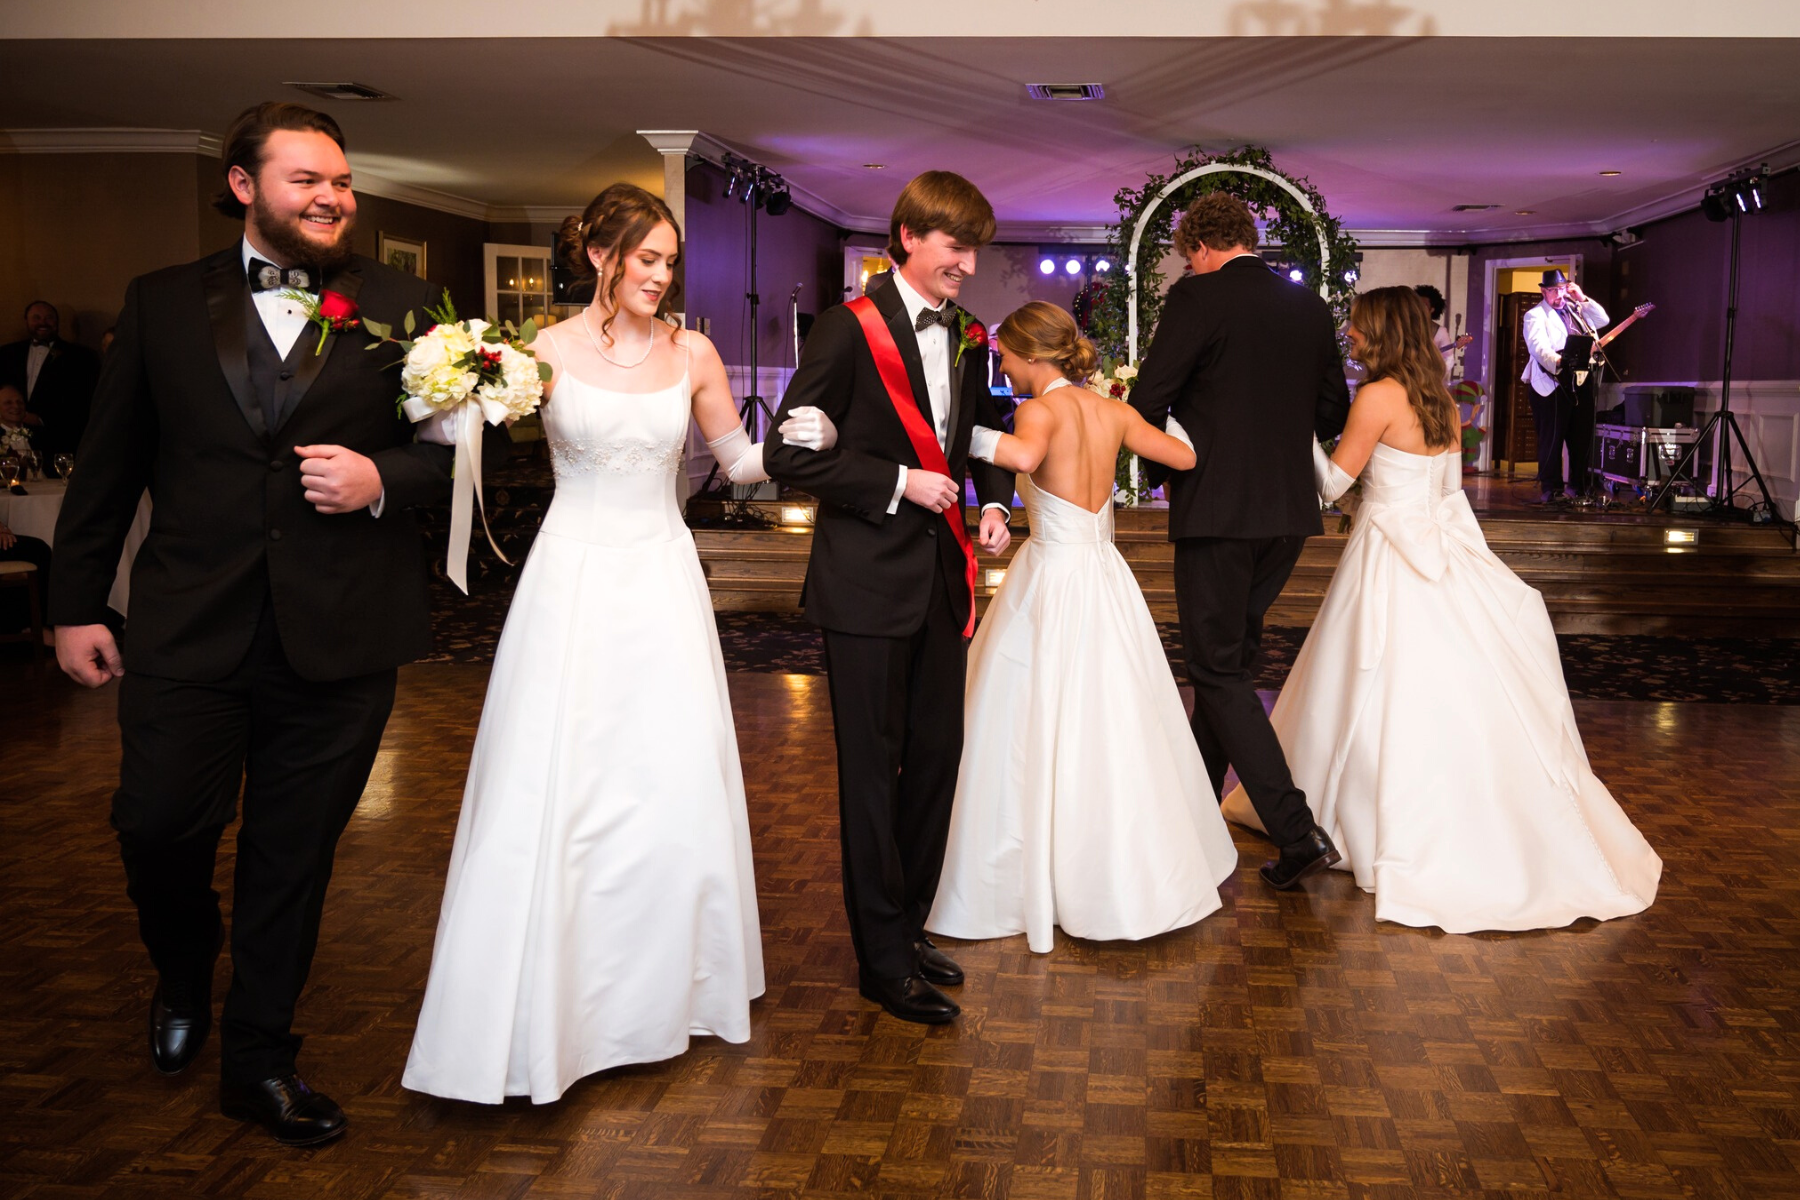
[1173,191,1259,257]
[212,102,346,218]
[888,171,996,265]
[1349,287,1459,450]
[555,183,682,344]
[997,301,1100,382]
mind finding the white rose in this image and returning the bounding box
[1114,364,1139,382]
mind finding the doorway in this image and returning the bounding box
[1482,257,1576,475]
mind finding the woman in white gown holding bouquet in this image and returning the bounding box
[403,184,835,1103]
[1221,286,1660,932]
[927,302,1241,953]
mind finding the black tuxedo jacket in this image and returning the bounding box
[763,277,1013,637]
[49,245,456,683]
[1129,256,1352,541]
[0,336,100,457]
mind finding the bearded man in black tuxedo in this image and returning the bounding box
[0,300,100,460]
[51,102,463,1146]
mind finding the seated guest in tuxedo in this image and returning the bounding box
[0,301,100,458]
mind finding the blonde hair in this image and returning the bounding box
[996,302,1099,382]
[1349,287,1459,449]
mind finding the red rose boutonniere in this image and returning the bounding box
[956,312,988,367]
[281,288,362,355]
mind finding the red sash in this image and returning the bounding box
[847,295,978,637]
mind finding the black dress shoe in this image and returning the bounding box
[148,986,212,1076]
[914,937,964,986]
[1259,826,1342,891]
[858,971,960,1024]
[220,1074,348,1147]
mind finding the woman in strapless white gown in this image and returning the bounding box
[926,303,1240,953]
[403,185,835,1104]
[1220,287,1660,933]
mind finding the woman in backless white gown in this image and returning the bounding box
[1221,286,1660,933]
[403,184,834,1103]
[926,302,1240,953]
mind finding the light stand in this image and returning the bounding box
[1648,169,1786,529]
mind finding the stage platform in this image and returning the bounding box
[687,474,1800,638]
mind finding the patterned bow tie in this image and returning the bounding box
[248,258,316,294]
[914,306,955,332]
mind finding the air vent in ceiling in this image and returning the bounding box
[1451,203,1502,212]
[1026,83,1105,101]
[285,81,396,102]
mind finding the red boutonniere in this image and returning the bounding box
[956,312,988,366]
[282,288,362,355]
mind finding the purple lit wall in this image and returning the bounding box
[682,161,843,382]
[1607,169,1800,384]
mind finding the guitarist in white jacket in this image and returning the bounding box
[1521,268,1609,503]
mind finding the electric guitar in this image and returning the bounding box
[1574,302,1654,385]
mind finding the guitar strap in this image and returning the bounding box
[846,295,978,637]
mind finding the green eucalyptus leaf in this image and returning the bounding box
[519,319,538,345]
[537,361,554,382]
[403,310,417,336]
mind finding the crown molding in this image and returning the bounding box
[350,170,491,222]
[482,204,580,226]
[0,127,220,155]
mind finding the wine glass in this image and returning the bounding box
[53,453,74,480]
[0,454,20,489]
[19,448,38,481]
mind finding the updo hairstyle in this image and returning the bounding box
[996,301,1100,383]
[555,183,682,343]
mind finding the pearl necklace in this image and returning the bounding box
[583,307,656,369]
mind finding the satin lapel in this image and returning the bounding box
[873,282,935,431]
[947,304,968,449]
[202,254,265,441]
[276,263,365,434]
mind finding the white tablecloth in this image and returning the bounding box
[0,479,149,614]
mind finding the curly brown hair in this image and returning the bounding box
[1350,287,1459,450]
[555,183,682,344]
[1172,191,1260,258]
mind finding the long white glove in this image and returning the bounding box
[1164,414,1193,451]
[969,424,1002,463]
[1313,440,1356,504]
[776,405,838,452]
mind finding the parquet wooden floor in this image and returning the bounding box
[4,661,1800,1200]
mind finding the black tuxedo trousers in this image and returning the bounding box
[116,596,395,1083]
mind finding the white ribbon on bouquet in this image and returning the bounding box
[404,395,511,595]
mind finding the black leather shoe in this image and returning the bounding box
[914,938,964,986]
[220,1074,348,1147]
[858,971,960,1024]
[1259,826,1342,891]
[149,987,211,1075]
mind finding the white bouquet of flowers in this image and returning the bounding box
[1,427,31,456]
[365,291,551,593]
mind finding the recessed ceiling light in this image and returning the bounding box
[1026,83,1106,101]
[1451,204,1502,212]
[1599,170,1623,177]
[285,81,395,102]
[1515,209,1536,215]
[862,163,885,170]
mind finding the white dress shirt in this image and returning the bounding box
[1521,296,1609,398]
[24,344,49,398]
[882,271,1007,521]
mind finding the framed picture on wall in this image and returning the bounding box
[379,233,428,279]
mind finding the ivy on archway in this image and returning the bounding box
[1086,145,1361,366]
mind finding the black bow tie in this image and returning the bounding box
[248,258,317,294]
[914,306,955,332]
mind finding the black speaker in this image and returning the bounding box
[1621,384,1696,427]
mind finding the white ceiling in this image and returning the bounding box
[3,37,1798,244]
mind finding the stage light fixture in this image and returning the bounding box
[1063,258,1082,275]
[1343,268,1359,284]
[1094,258,1111,273]
[1288,268,1305,283]
[764,182,793,216]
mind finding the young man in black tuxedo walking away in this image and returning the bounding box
[51,103,470,1146]
[764,172,1014,1023]
[1129,191,1353,891]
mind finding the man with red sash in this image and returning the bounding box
[764,172,1014,1023]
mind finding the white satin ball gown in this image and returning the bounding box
[403,367,764,1104]
[927,477,1241,953]
[1222,444,1661,932]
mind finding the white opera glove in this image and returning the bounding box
[415,407,458,445]
[1163,414,1194,451]
[969,424,1002,463]
[1313,440,1356,505]
[777,405,838,451]
[706,424,770,485]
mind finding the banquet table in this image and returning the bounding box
[0,478,149,614]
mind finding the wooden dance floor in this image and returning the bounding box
[5,661,1800,1199]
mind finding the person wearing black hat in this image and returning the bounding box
[1521,269,1608,503]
